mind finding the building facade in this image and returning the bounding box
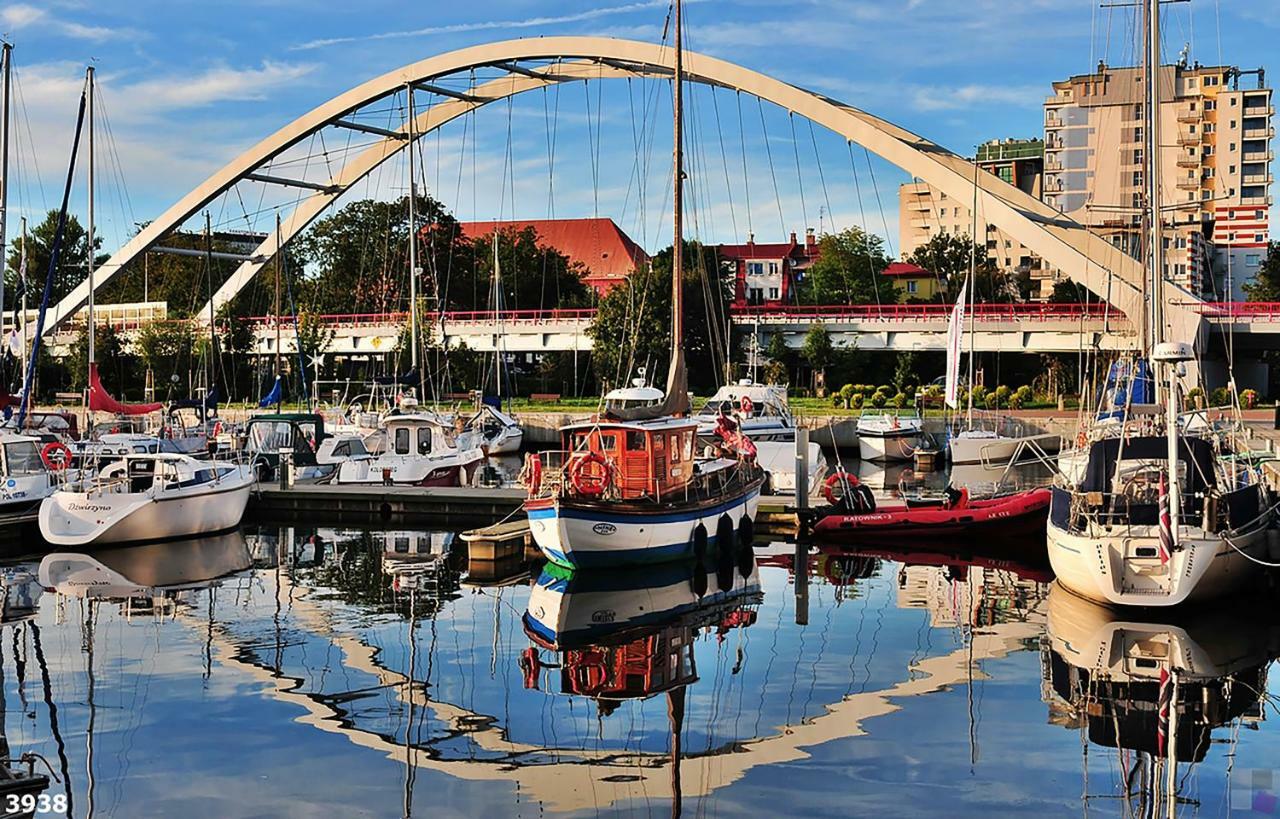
[720,230,820,307]
[1044,61,1272,297]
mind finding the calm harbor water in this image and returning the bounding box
[0,519,1276,818]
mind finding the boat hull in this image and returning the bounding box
[812,488,1051,544]
[1046,520,1271,607]
[38,468,254,548]
[334,449,483,486]
[525,485,762,569]
[947,433,1062,465]
[857,430,921,462]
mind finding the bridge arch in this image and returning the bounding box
[49,36,1172,337]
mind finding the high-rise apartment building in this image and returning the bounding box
[899,138,1051,297]
[898,61,1272,301]
[1044,61,1272,297]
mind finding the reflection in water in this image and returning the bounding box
[1042,584,1280,814]
[0,527,1271,816]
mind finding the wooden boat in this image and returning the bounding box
[811,474,1050,543]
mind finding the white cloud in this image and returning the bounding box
[122,61,317,112]
[910,84,1044,112]
[1,4,46,29]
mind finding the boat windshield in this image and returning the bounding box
[3,441,45,475]
[247,422,294,453]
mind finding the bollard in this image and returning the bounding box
[794,540,809,626]
[278,448,292,490]
[794,427,809,511]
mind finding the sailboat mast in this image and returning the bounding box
[275,213,283,397]
[966,154,979,425]
[19,216,26,373]
[1145,0,1165,359]
[86,66,95,371]
[671,0,685,361]
[493,229,503,402]
[0,41,11,322]
[406,85,419,384]
[204,212,216,399]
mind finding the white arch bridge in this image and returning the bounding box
[43,36,1210,350]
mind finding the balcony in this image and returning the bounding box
[1242,105,1275,117]
[1044,140,1064,151]
[1176,156,1199,168]
[1243,150,1274,163]
[1243,126,1275,140]
[1240,195,1272,207]
[1177,134,1200,146]
[1177,110,1201,123]
[1244,173,1273,185]
[1045,118,1064,129]
[1044,159,1063,171]
[1175,178,1199,191]
[909,218,933,230]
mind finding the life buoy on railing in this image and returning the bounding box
[524,453,544,497]
[823,471,857,506]
[41,442,72,471]
[569,451,611,497]
[740,395,754,416]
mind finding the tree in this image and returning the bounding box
[801,323,834,395]
[1242,242,1280,302]
[905,233,1018,303]
[135,320,197,402]
[1047,279,1101,304]
[64,324,139,396]
[588,241,736,394]
[798,227,893,304]
[450,225,591,312]
[4,211,106,306]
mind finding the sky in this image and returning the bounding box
[1,0,1275,268]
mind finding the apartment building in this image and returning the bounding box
[1044,61,1273,297]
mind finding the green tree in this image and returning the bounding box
[798,227,892,304]
[1242,242,1280,302]
[906,232,1018,303]
[451,226,591,312]
[588,241,736,394]
[135,320,197,402]
[4,211,106,305]
[801,323,834,394]
[64,324,138,396]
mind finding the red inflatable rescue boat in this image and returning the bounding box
[811,474,1051,544]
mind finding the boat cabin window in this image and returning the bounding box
[1112,459,1187,503]
[417,426,432,455]
[249,421,293,454]
[394,427,410,455]
[3,441,44,475]
[127,458,157,493]
[669,433,682,463]
[626,431,646,451]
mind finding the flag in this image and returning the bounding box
[944,277,967,409]
[1156,666,1171,756]
[1157,471,1174,565]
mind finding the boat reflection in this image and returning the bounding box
[1041,584,1280,812]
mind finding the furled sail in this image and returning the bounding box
[88,363,162,415]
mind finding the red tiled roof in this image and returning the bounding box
[716,239,816,261]
[455,218,649,286]
[881,261,930,277]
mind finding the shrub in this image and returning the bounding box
[849,393,864,409]
[902,383,917,399]
[840,383,856,402]
[1240,388,1259,409]
[1014,385,1033,407]
[970,385,988,406]
[985,392,998,409]
[993,385,1012,409]
[869,392,887,408]
[1210,386,1231,406]
[875,384,893,397]
[890,392,907,408]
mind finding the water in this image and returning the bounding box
[1,525,1276,818]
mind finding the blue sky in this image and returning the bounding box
[1,0,1275,261]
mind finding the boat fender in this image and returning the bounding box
[823,472,858,506]
[524,454,544,497]
[569,452,610,497]
[40,442,72,471]
[519,647,542,690]
[853,483,876,514]
[691,524,709,596]
[740,395,754,416]
[715,515,736,591]
[736,515,755,578]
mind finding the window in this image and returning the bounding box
[907,280,918,294]
[394,427,410,455]
[1230,165,1237,174]
[768,287,779,300]
[768,261,779,275]
[747,261,764,276]
[1257,210,1266,219]
[601,434,618,452]
[669,434,681,463]
[626,431,646,451]
[1257,234,1266,242]
[1205,100,1216,111]
[3,442,43,475]
[1246,254,1262,266]
[417,427,431,455]
[1230,119,1237,129]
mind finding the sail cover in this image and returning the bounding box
[258,375,283,408]
[88,363,162,415]
[944,278,967,410]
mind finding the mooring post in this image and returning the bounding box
[794,427,809,510]
[794,539,809,626]
[278,448,291,490]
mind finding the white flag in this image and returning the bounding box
[944,277,967,409]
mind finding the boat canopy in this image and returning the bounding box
[1081,436,1218,495]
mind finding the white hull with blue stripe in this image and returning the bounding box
[523,561,762,647]
[526,486,762,570]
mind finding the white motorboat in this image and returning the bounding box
[0,432,63,515]
[946,418,1061,466]
[855,409,923,462]
[695,380,796,442]
[38,453,255,547]
[461,404,524,454]
[334,414,484,486]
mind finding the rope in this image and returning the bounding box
[1218,498,1280,566]
[755,97,787,239]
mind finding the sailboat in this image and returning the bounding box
[1045,0,1275,607]
[38,69,255,548]
[523,0,764,569]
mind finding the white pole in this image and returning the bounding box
[406,85,419,390]
[86,66,95,368]
[0,42,11,325]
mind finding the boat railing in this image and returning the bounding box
[1062,487,1218,536]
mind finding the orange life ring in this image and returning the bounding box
[569,451,611,497]
[525,454,544,497]
[740,395,754,416]
[823,471,858,506]
[41,442,72,471]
